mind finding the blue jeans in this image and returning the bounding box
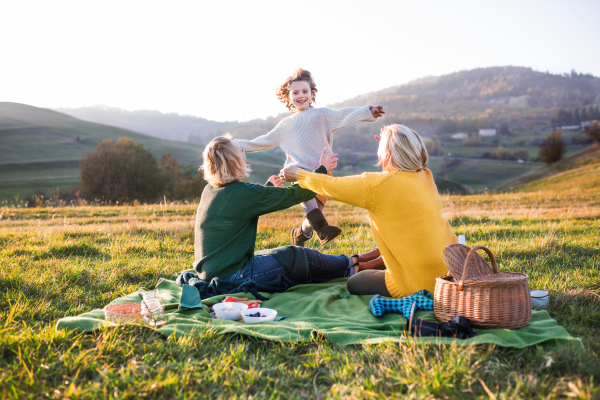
[222,248,354,284]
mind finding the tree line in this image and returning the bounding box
[551,105,600,126]
[80,138,206,203]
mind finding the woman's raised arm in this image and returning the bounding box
[296,171,370,210]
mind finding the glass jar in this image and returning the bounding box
[141,291,166,328]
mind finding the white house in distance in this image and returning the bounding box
[451,132,467,140]
[479,129,497,136]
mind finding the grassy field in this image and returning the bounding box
[0,102,206,201]
[1,186,599,399]
[441,128,592,159]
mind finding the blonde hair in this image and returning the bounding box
[275,68,317,112]
[377,124,428,172]
[201,134,250,186]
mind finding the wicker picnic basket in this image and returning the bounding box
[434,244,532,330]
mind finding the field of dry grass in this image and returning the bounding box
[1,188,599,398]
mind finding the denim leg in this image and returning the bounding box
[222,256,289,284]
[249,255,289,283]
[304,248,353,282]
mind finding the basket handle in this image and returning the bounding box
[457,245,498,291]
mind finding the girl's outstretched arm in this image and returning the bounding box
[326,105,381,133]
[234,120,284,153]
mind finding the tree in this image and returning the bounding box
[581,108,590,122]
[159,152,207,200]
[583,120,600,143]
[573,109,581,124]
[80,138,162,202]
[493,146,509,160]
[500,122,510,136]
[537,130,567,164]
[513,148,529,161]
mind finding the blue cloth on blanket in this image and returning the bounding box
[369,289,434,318]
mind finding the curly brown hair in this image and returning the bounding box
[276,68,317,112]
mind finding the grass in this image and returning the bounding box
[1,186,599,399]
[0,102,209,201]
[497,144,600,192]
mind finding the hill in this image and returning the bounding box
[53,105,236,143]
[0,102,206,201]
[496,144,600,193]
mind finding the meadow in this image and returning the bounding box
[0,183,599,399]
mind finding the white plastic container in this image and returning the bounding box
[530,290,549,308]
[458,235,466,245]
[213,302,248,320]
[241,308,278,323]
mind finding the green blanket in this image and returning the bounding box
[56,278,582,349]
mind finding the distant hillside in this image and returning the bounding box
[354,66,600,109]
[205,67,600,155]
[53,105,236,143]
[0,102,207,200]
[496,144,600,193]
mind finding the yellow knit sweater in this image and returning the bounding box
[297,168,457,298]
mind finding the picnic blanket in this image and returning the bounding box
[56,277,583,349]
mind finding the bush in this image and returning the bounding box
[537,129,567,164]
[423,137,443,156]
[584,120,600,143]
[493,146,510,160]
[80,138,162,203]
[512,148,529,161]
[160,153,207,201]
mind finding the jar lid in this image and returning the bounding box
[530,290,549,298]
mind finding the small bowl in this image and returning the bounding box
[531,290,549,308]
[241,308,277,323]
[213,302,248,320]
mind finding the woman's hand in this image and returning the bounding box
[279,166,299,182]
[319,148,338,172]
[268,175,283,187]
[371,105,385,118]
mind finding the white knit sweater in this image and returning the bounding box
[235,105,377,170]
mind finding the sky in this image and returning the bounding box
[1,0,599,122]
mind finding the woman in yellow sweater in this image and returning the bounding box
[280,124,457,298]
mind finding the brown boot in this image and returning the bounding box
[356,248,380,263]
[359,255,386,270]
[306,208,342,244]
[291,227,311,248]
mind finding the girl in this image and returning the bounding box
[235,68,384,247]
[280,124,457,298]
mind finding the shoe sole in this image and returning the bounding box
[319,229,342,245]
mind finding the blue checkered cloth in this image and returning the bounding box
[369,289,434,318]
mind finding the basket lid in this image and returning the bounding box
[443,244,495,281]
[468,272,529,285]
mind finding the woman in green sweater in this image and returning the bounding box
[193,135,356,285]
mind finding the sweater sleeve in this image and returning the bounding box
[326,105,377,133]
[252,166,328,216]
[235,120,283,153]
[297,170,371,210]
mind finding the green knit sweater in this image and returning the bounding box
[193,166,326,281]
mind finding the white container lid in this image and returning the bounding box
[530,290,549,298]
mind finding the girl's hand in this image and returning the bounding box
[371,105,385,118]
[279,166,299,182]
[319,148,338,172]
[268,175,283,187]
